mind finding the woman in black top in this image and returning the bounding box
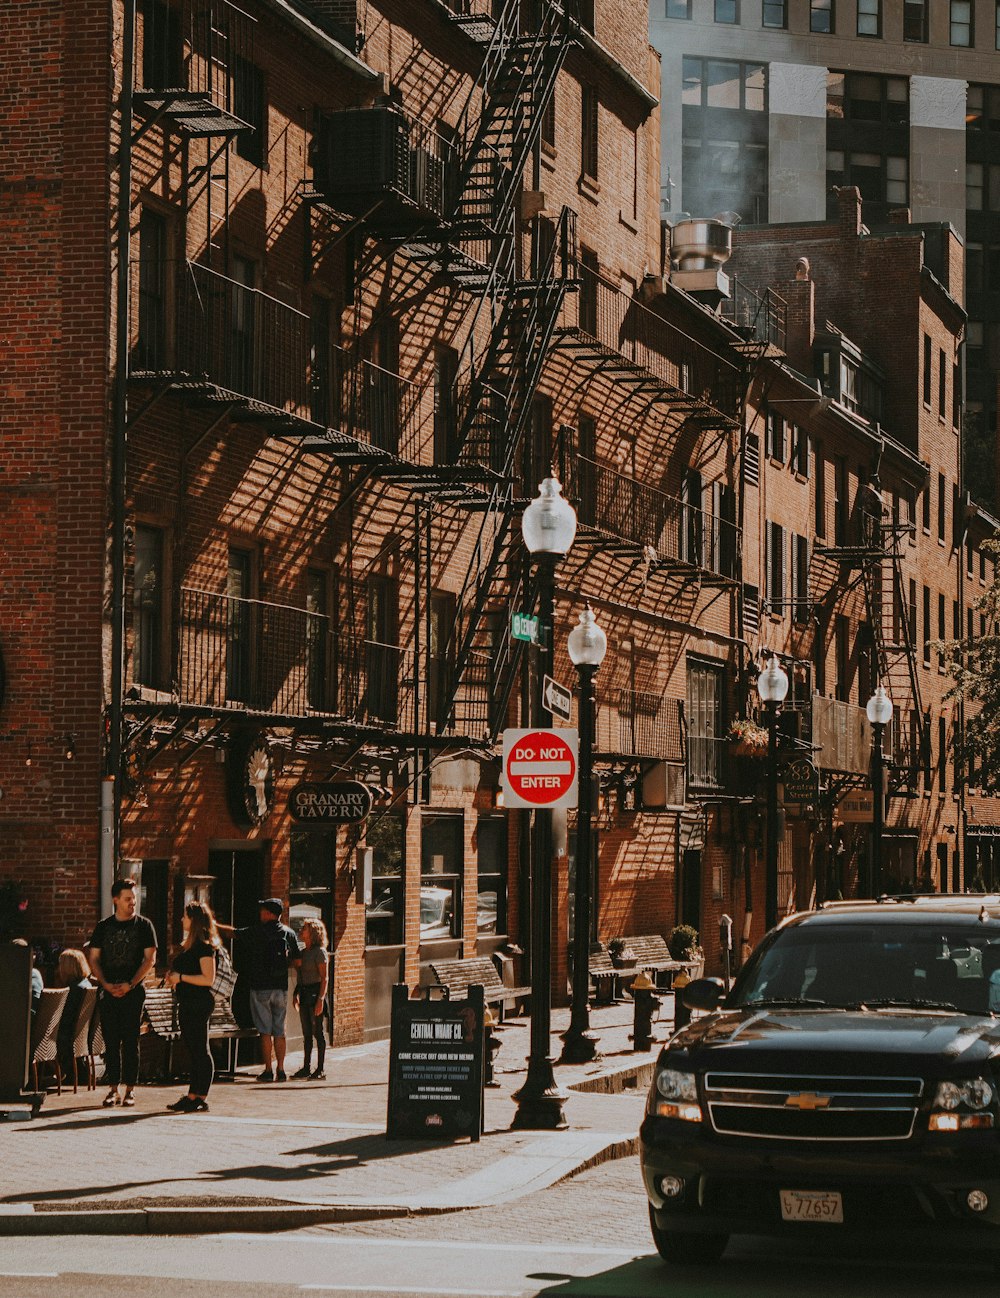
[165,900,219,1112]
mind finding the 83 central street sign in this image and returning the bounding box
[502,728,578,809]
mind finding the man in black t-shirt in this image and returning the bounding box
[219,899,300,1082]
[89,877,157,1108]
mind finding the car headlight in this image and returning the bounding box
[652,1068,702,1121]
[929,1078,995,1131]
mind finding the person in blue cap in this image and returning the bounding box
[219,899,300,1082]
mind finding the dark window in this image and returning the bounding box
[922,585,931,667]
[233,58,266,166]
[762,0,787,27]
[579,246,599,336]
[133,860,169,965]
[922,482,931,532]
[476,815,507,936]
[366,576,398,723]
[814,441,825,537]
[541,96,556,148]
[953,361,962,428]
[141,0,182,91]
[939,348,947,418]
[421,814,464,941]
[306,568,333,711]
[581,85,599,180]
[792,534,810,624]
[666,0,691,15]
[938,472,946,542]
[577,414,597,526]
[363,321,400,453]
[428,590,455,729]
[744,431,761,487]
[134,525,165,688]
[228,253,258,398]
[834,457,848,545]
[225,546,255,703]
[908,578,917,643]
[687,660,724,788]
[136,208,169,370]
[939,716,947,789]
[366,812,405,947]
[951,0,973,46]
[903,0,928,41]
[766,520,784,611]
[835,614,850,702]
[433,346,459,463]
[923,334,932,405]
[289,830,335,946]
[310,295,337,428]
[793,425,809,477]
[681,468,704,566]
[810,0,834,33]
[814,617,826,694]
[996,0,1000,49]
[856,0,881,36]
[765,409,785,461]
[715,0,739,21]
[938,592,946,668]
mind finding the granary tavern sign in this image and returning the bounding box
[288,781,374,824]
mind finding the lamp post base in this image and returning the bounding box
[510,1057,569,1130]
[558,1026,600,1064]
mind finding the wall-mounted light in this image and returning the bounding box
[24,743,32,768]
[495,787,505,809]
[64,734,76,761]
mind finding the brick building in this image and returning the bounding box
[1,0,994,1046]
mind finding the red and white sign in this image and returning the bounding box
[502,728,578,810]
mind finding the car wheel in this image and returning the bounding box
[648,1205,728,1265]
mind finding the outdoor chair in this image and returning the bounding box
[65,987,99,1092]
[30,987,69,1094]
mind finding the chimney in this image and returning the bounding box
[778,271,815,372]
[888,207,912,226]
[834,185,863,238]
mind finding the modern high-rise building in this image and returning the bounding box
[649,0,1000,500]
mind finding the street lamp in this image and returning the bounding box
[866,686,893,898]
[560,604,606,1065]
[512,473,577,1131]
[756,656,789,932]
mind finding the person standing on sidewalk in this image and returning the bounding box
[219,899,299,1082]
[88,877,157,1108]
[292,919,329,1080]
[164,900,219,1112]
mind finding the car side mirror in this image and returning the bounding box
[682,977,724,1012]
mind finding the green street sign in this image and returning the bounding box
[511,612,540,643]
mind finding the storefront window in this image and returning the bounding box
[366,812,405,947]
[476,815,507,936]
[421,813,463,941]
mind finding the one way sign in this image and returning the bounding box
[543,675,573,723]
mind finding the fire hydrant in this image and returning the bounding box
[672,968,692,1031]
[631,971,660,1051]
[483,1007,502,1087]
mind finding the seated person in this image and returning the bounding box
[55,948,95,1077]
[12,939,42,1016]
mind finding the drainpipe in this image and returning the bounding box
[108,0,137,885]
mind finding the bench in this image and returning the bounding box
[589,942,622,1005]
[428,957,531,1022]
[209,999,259,1077]
[613,935,691,989]
[140,986,257,1079]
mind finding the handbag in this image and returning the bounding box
[211,943,238,1005]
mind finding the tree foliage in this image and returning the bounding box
[941,538,1000,790]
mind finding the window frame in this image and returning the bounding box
[950,0,974,46]
[420,812,465,942]
[856,0,881,37]
[810,0,834,33]
[762,0,787,27]
[133,523,170,690]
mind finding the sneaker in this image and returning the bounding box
[121,1090,135,1108]
[310,1069,326,1081]
[167,1096,197,1112]
[256,1068,274,1082]
[101,1088,120,1108]
[291,1066,311,1080]
[189,1098,209,1112]
[275,1070,287,1083]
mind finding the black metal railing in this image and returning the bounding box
[130,261,312,415]
[720,281,787,352]
[596,691,684,762]
[687,735,728,790]
[564,265,742,420]
[136,0,254,103]
[569,456,740,578]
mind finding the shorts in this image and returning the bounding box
[249,988,288,1037]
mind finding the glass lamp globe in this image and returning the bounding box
[866,686,893,727]
[567,605,607,668]
[521,474,578,556]
[756,656,789,705]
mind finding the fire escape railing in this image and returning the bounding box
[719,280,787,352]
[134,0,254,118]
[596,692,685,763]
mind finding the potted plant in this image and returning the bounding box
[668,924,704,977]
[728,717,769,758]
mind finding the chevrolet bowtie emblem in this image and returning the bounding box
[785,1092,832,1110]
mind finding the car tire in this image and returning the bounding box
[648,1206,728,1265]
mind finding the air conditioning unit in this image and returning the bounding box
[640,761,685,810]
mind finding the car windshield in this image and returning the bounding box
[730,921,1000,1015]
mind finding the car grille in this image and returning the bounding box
[704,1072,923,1141]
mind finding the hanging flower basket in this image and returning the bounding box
[728,720,768,758]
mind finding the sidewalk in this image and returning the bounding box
[0,999,675,1235]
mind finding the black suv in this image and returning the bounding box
[641,898,1000,1264]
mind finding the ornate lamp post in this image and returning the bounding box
[756,656,789,932]
[560,604,606,1065]
[866,686,893,898]
[512,473,576,1131]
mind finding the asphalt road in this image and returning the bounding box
[1,1160,997,1297]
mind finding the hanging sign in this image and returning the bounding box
[288,781,373,824]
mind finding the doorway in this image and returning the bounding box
[681,848,702,934]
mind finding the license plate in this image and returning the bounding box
[779,1190,844,1223]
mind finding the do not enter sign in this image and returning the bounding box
[502,728,578,809]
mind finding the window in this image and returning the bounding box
[744,431,761,487]
[681,58,768,222]
[136,208,169,370]
[950,0,973,45]
[938,472,946,543]
[939,716,947,790]
[581,85,599,181]
[938,592,946,668]
[791,534,810,624]
[366,576,398,722]
[810,0,834,33]
[433,346,458,463]
[141,0,182,91]
[996,0,1000,48]
[765,520,785,611]
[903,0,928,41]
[793,426,810,477]
[310,295,338,428]
[908,578,917,644]
[765,409,785,461]
[666,0,691,14]
[923,334,932,405]
[687,660,724,789]
[762,0,787,27]
[922,482,931,532]
[226,546,255,703]
[953,361,962,428]
[715,0,739,21]
[835,615,850,702]
[366,812,405,948]
[233,58,266,166]
[228,253,258,397]
[476,815,507,937]
[813,618,826,694]
[306,568,333,711]
[541,96,556,149]
[857,0,880,36]
[132,860,169,965]
[428,590,455,729]
[967,163,985,210]
[421,813,464,941]
[134,525,166,688]
[834,457,848,545]
[578,246,599,336]
[939,348,947,419]
[922,585,931,667]
[682,467,704,566]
